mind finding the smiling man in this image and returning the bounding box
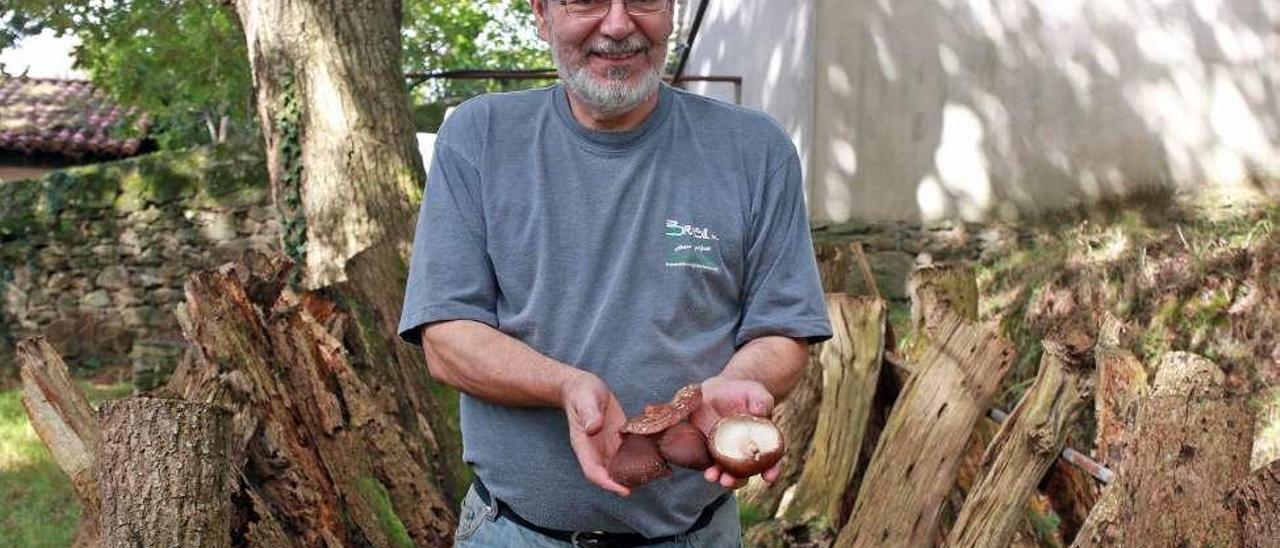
[398,0,832,546]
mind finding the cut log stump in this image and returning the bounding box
[782,295,886,529]
[947,328,1095,548]
[1093,313,1147,469]
[97,397,231,548]
[1072,352,1254,547]
[1229,459,1280,547]
[17,337,101,548]
[835,299,1016,547]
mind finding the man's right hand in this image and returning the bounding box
[560,371,632,497]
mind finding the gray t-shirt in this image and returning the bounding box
[398,83,832,537]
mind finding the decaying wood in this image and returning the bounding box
[97,397,231,548]
[783,295,886,529]
[1228,459,1280,547]
[835,307,1016,547]
[16,337,101,548]
[166,257,456,547]
[1042,459,1100,545]
[947,329,1095,548]
[739,341,824,519]
[1093,313,1147,469]
[1072,352,1254,548]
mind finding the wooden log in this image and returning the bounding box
[738,341,823,519]
[166,257,457,547]
[97,397,231,548]
[835,308,1016,547]
[1229,459,1280,547]
[783,295,886,529]
[947,328,1095,547]
[1072,352,1254,547]
[1093,313,1147,469]
[17,337,101,548]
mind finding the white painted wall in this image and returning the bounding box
[686,0,1280,223]
[679,0,818,193]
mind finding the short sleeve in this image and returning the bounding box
[397,139,498,346]
[735,149,833,348]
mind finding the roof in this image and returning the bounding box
[0,77,148,159]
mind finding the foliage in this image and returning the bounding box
[3,0,254,150]
[402,0,553,103]
[3,0,551,148]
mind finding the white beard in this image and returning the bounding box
[553,35,662,116]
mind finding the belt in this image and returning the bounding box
[472,477,730,548]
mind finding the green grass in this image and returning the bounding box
[0,381,132,547]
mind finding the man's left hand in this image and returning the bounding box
[689,376,782,489]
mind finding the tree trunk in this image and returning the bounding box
[947,328,1095,548]
[1229,459,1280,547]
[835,297,1016,547]
[164,255,457,547]
[232,0,421,290]
[225,0,468,540]
[16,337,100,548]
[1072,352,1254,547]
[97,397,231,548]
[783,295,886,529]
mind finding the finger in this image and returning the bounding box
[703,465,720,484]
[762,461,783,484]
[719,472,744,489]
[584,464,631,497]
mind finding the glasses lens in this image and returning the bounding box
[625,0,667,15]
[565,0,608,17]
[563,0,667,17]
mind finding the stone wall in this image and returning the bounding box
[0,138,1026,386]
[0,143,275,379]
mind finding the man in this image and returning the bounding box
[398,0,831,545]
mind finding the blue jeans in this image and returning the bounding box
[453,485,743,548]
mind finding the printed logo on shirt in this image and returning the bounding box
[664,219,720,272]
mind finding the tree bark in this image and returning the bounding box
[232,0,421,290]
[835,304,1016,547]
[1072,352,1254,548]
[165,255,457,547]
[947,328,1095,548]
[783,295,886,529]
[1229,459,1280,547]
[16,337,100,548]
[97,397,231,548]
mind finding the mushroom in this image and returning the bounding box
[657,422,714,470]
[607,434,671,488]
[621,384,702,435]
[708,415,785,478]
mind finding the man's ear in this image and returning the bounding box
[531,0,551,42]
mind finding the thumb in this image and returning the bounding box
[572,396,604,435]
[748,388,775,417]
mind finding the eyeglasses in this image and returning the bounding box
[557,0,671,19]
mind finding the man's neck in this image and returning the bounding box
[565,88,660,132]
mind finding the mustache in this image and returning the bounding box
[586,35,651,55]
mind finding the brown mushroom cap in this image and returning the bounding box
[621,384,702,435]
[608,434,671,488]
[658,422,714,470]
[708,415,785,478]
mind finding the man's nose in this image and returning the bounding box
[597,0,639,40]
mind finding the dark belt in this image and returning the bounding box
[472,477,730,548]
